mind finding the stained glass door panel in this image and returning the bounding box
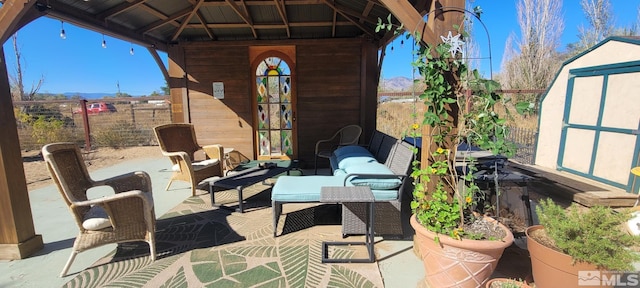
[255,56,294,159]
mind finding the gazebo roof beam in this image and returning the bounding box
[97,0,147,21]
[195,10,216,40]
[136,7,192,35]
[187,20,356,29]
[360,2,374,24]
[171,0,205,42]
[273,0,291,38]
[225,0,258,39]
[321,0,375,38]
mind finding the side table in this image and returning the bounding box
[320,186,375,263]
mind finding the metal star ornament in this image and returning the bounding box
[440,31,465,57]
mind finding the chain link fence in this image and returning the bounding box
[14,97,171,151]
[506,126,538,165]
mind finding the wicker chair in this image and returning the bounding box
[314,124,362,174]
[42,142,156,277]
[153,123,224,196]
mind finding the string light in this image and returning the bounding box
[101,34,107,48]
[59,21,66,39]
[129,43,134,55]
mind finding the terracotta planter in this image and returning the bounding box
[485,277,531,288]
[526,225,610,288]
[410,214,514,288]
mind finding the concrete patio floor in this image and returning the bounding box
[0,156,533,288]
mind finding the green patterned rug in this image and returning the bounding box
[63,183,384,287]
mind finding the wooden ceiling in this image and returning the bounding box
[23,0,432,52]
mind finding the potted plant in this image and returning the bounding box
[485,278,531,288]
[526,198,640,288]
[378,10,531,288]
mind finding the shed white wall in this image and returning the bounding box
[535,40,640,170]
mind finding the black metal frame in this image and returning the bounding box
[320,186,375,263]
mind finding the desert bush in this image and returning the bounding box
[94,120,146,148]
[30,116,77,145]
[14,106,79,149]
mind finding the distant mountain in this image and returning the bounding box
[58,78,412,99]
[380,76,413,91]
[62,92,119,99]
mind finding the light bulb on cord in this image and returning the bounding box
[101,34,107,48]
[130,43,134,55]
[60,21,66,39]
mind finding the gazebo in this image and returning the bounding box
[0,0,466,259]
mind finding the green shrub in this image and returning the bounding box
[537,198,640,271]
[94,121,144,148]
[31,116,76,145]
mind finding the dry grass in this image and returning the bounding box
[376,99,539,139]
[377,101,424,139]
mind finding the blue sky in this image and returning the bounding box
[382,0,640,80]
[3,18,169,95]
[2,0,639,95]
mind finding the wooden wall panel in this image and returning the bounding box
[182,45,255,158]
[168,38,379,167]
[296,41,364,166]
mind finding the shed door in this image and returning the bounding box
[250,47,297,160]
[557,61,640,191]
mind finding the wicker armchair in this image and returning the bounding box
[314,124,362,174]
[42,142,156,277]
[153,123,224,196]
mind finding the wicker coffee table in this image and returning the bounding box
[320,186,375,263]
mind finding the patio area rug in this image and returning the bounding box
[63,182,384,287]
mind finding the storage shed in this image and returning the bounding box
[535,36,640,193]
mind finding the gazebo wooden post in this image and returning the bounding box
[0,46,43,259]
[421,0,465,190]
[0,0,43,260]
[378,0,465,176]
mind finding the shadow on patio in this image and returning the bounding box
[3,155,587,287]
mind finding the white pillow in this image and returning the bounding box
[172,158,220,171]
[193,159,219,166]
[82,205,112,230]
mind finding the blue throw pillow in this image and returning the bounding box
[333,145,376,169]
[333,145,372,158]
[344,162,402,190]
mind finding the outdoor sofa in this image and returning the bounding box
[272,131,414,237]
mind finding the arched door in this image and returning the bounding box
[251,48,296,160]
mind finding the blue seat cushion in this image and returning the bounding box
[332,145,377,170]
[369,189,400,201]
[343,162,402,190]
[272,174,401,202]
[272,175,345,202]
